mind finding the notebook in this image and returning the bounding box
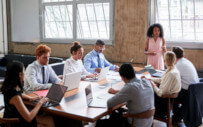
[32,84,68,107]
[85,66,110,82]
[64,71,82,91]
[85,84,107,108]
[145,65,165,77]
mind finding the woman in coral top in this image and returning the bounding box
[144,23,166,70]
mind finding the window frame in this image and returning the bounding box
[39,0,114,45]
[149,0,203,49]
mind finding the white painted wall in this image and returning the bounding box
[10,0,40,42]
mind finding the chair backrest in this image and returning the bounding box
[162,93,178,98]
[123,108,155,119]
[0,105,20,127]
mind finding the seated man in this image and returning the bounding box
[24,44,62,91]
[107,64,154,127]
[84,40,119,73]
[172,46,199,122]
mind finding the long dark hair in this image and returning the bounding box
[147,23,164,38]
[1,61,24,94]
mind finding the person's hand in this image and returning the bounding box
[58,75,63,80]
[141,76,146,79]
[29,96,42,101]
[95,68,101,73]
[38,97,49,105]
[108,88,118,94]
[58,81,64,85]
[149,80,155,88]
[86,74,96,78]
[162,46,166,52]
[150,52,157,56]
[115,66,119,72]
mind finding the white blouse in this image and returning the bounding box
[151,67,181,97]
[63,57,92,80]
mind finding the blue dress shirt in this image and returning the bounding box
[24,61,61,91]
[84,49,116,73]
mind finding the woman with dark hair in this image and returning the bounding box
[1,61,54,127]
[144,23,166,70]
[63,41,97,80]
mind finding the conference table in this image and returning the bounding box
[24,67,149,123]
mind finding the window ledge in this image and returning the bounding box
[166,41,203,50]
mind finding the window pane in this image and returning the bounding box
[183,20,194,40]
[196,20,203,40]
[157,0,169,20]
[44,5,73,38]
[182,0,194,19]
[77,3,110,39]
[195,0,203,19]
[170,0,181,19]
[171,20,182,40]
[158,20,170,40]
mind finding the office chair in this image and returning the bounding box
[154,93,178,127]
[0,105,20,127]
[123,108,155,127]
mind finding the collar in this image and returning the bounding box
[36,60,46,68]
[92,49,100,56]
[70,56,79,63]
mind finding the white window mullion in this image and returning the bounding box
[180,0,183,40]
[73,0,76,40]
[193,0,196,40]
[167,0,171,40]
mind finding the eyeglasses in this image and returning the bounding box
[98,47,105,51]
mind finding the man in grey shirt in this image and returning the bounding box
[24,44,62,91]
[107,64,154,127]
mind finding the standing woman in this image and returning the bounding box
[1,61,54,127]
[63,41,96,80]
[144,23,166,70]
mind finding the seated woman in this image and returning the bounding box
[1,61,54,127]
[147,51,181,115]
[63,41,96,80]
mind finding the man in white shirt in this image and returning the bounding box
[172,46,199,122]
[24,44,63,91]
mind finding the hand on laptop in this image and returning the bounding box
[58,81,64,85]
[29,96,43,102]
[108,88,119,94]
[38,97,49,105]
[86,73,98,78]
[95,68,101,73]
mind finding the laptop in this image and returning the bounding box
[32,84,68,107]
[85,66,110,82]
[85,84,107,108]
[145,65,165,77]
[64,71,82,91]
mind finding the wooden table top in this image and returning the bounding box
[25,67,148,122]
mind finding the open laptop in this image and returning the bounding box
[145,65,165,77]
[85,84,107,108]
[64,71,82,91]
[32,84,68,107]
[85,66,110,82]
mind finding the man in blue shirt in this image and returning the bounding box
[84,40,119,73]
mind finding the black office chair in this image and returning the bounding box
[0,105,20,127]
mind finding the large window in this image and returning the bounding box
[41,0,114,44]
[150,0,203,48]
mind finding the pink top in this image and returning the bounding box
[147,37,164,70]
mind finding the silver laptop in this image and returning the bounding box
[145,65,165,77]
[85,66,110,82]
[64,71,82,91]
[85,84,107,108]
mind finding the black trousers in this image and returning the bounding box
[154,94,168,117]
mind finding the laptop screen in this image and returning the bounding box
[46,84,68,103]
[85,84,93,105]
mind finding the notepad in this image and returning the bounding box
[33,89,49,97]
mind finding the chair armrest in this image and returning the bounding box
[0,118,20,123]
[162,93,178,98]
[123,108,155,119]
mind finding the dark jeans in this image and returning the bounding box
[154,94,169,117]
